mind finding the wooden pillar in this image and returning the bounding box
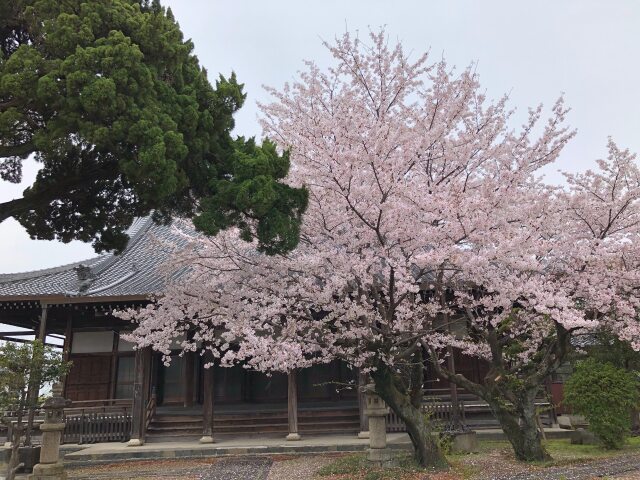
[447,346,461,429]
[183,351,195,408]
[183,331,195,408]
[357,370,370,438]
[128,346,151,446]
[286,370,301,441]
[143,348,153,403]
[200,352,215,443]
[109,331,120,401]
[25,303,48,446]
[545,378,559,426]
[62,314,73,398]
[37,304,48,341]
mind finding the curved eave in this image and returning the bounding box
[0,294,151,304]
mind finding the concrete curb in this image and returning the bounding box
[64,444,413,467]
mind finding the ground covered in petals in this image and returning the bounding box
[65,439,640,480]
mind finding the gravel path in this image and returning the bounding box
[266,455,334,480]
[197,457,272,480]
[67,458,214,479]
[476,453,640,480]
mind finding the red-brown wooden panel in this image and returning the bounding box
[66,355,112,402]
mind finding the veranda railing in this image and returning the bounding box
[62,399,133,444]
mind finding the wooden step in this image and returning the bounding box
[146,408,361,439]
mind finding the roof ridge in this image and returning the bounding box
[91,217,155,275]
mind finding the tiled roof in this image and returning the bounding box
[0,218,190,299]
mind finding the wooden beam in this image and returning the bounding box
[286,370,301,441]
[0,336,58,348]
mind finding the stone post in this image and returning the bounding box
[29,383,70,480]
[364,385,392,465]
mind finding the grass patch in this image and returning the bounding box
[315,437,640,479]
[543,436,640,464]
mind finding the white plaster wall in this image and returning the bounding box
[71,331,114,353]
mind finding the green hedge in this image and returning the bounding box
[564,358,639,449]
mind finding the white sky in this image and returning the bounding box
[1,0,639,273]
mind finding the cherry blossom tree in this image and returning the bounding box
[427,139,640,460]
[120,31,639,465]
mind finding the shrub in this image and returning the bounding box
[564,358,639,449]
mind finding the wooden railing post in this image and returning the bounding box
[63,399,134,444]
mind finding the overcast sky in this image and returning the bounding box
[1,0,638,273]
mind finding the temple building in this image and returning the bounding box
[0,217,508,445]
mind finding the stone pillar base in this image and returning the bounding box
[199,436,215,444]
[367,448,393,466]
[450,431,478,453]
[127,438,144,447]
[29,462,67,480]
[285,433,301,441]
[357,431,370,439]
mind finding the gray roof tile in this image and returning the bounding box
[0,218,190,299]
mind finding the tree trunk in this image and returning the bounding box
[372,365,447,469]
[489,395,551,462]
[6,421,24,480]
[631,407,640,433]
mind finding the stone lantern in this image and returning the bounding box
[363,385,392,465]
[29,383,70,480]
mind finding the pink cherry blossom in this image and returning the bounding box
[118,29,640,465]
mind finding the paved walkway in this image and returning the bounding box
[63,432,404,463]
[63,428,571,464]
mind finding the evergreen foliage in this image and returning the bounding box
[0,0,306,253]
